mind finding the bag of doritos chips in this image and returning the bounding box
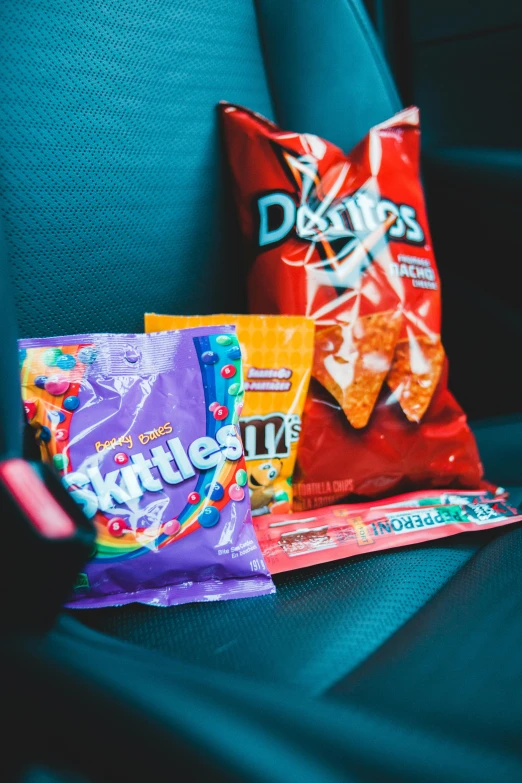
[220,103,484,509]
[19,328,275,607]
[145,314,315,516]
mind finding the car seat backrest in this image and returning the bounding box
[256,0,400,151]
[0,0,399,340]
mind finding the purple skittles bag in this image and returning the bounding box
[19,327,275,608]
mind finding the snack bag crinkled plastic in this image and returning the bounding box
[19,328,275,607]
[220,103,484,508]
[258,489,519,573]
[145,314,315,516]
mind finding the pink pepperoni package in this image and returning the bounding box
[18,328,275,608]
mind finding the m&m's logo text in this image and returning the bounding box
[240,413,301,461]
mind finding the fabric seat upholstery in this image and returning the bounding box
[1,0,517,692]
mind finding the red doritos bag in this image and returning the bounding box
[220,103,483,509]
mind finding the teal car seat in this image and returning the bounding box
[1,2,521,780]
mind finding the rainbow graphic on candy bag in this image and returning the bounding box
[19,327,274,608]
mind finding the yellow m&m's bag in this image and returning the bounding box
[145,314,314,516]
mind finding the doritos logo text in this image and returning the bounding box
[257,190,425,249]
[221,102,483,507]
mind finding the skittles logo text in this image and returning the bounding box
[63,425,242,518]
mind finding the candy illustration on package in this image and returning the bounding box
[145,313,315,517]
[19,328,275,607]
